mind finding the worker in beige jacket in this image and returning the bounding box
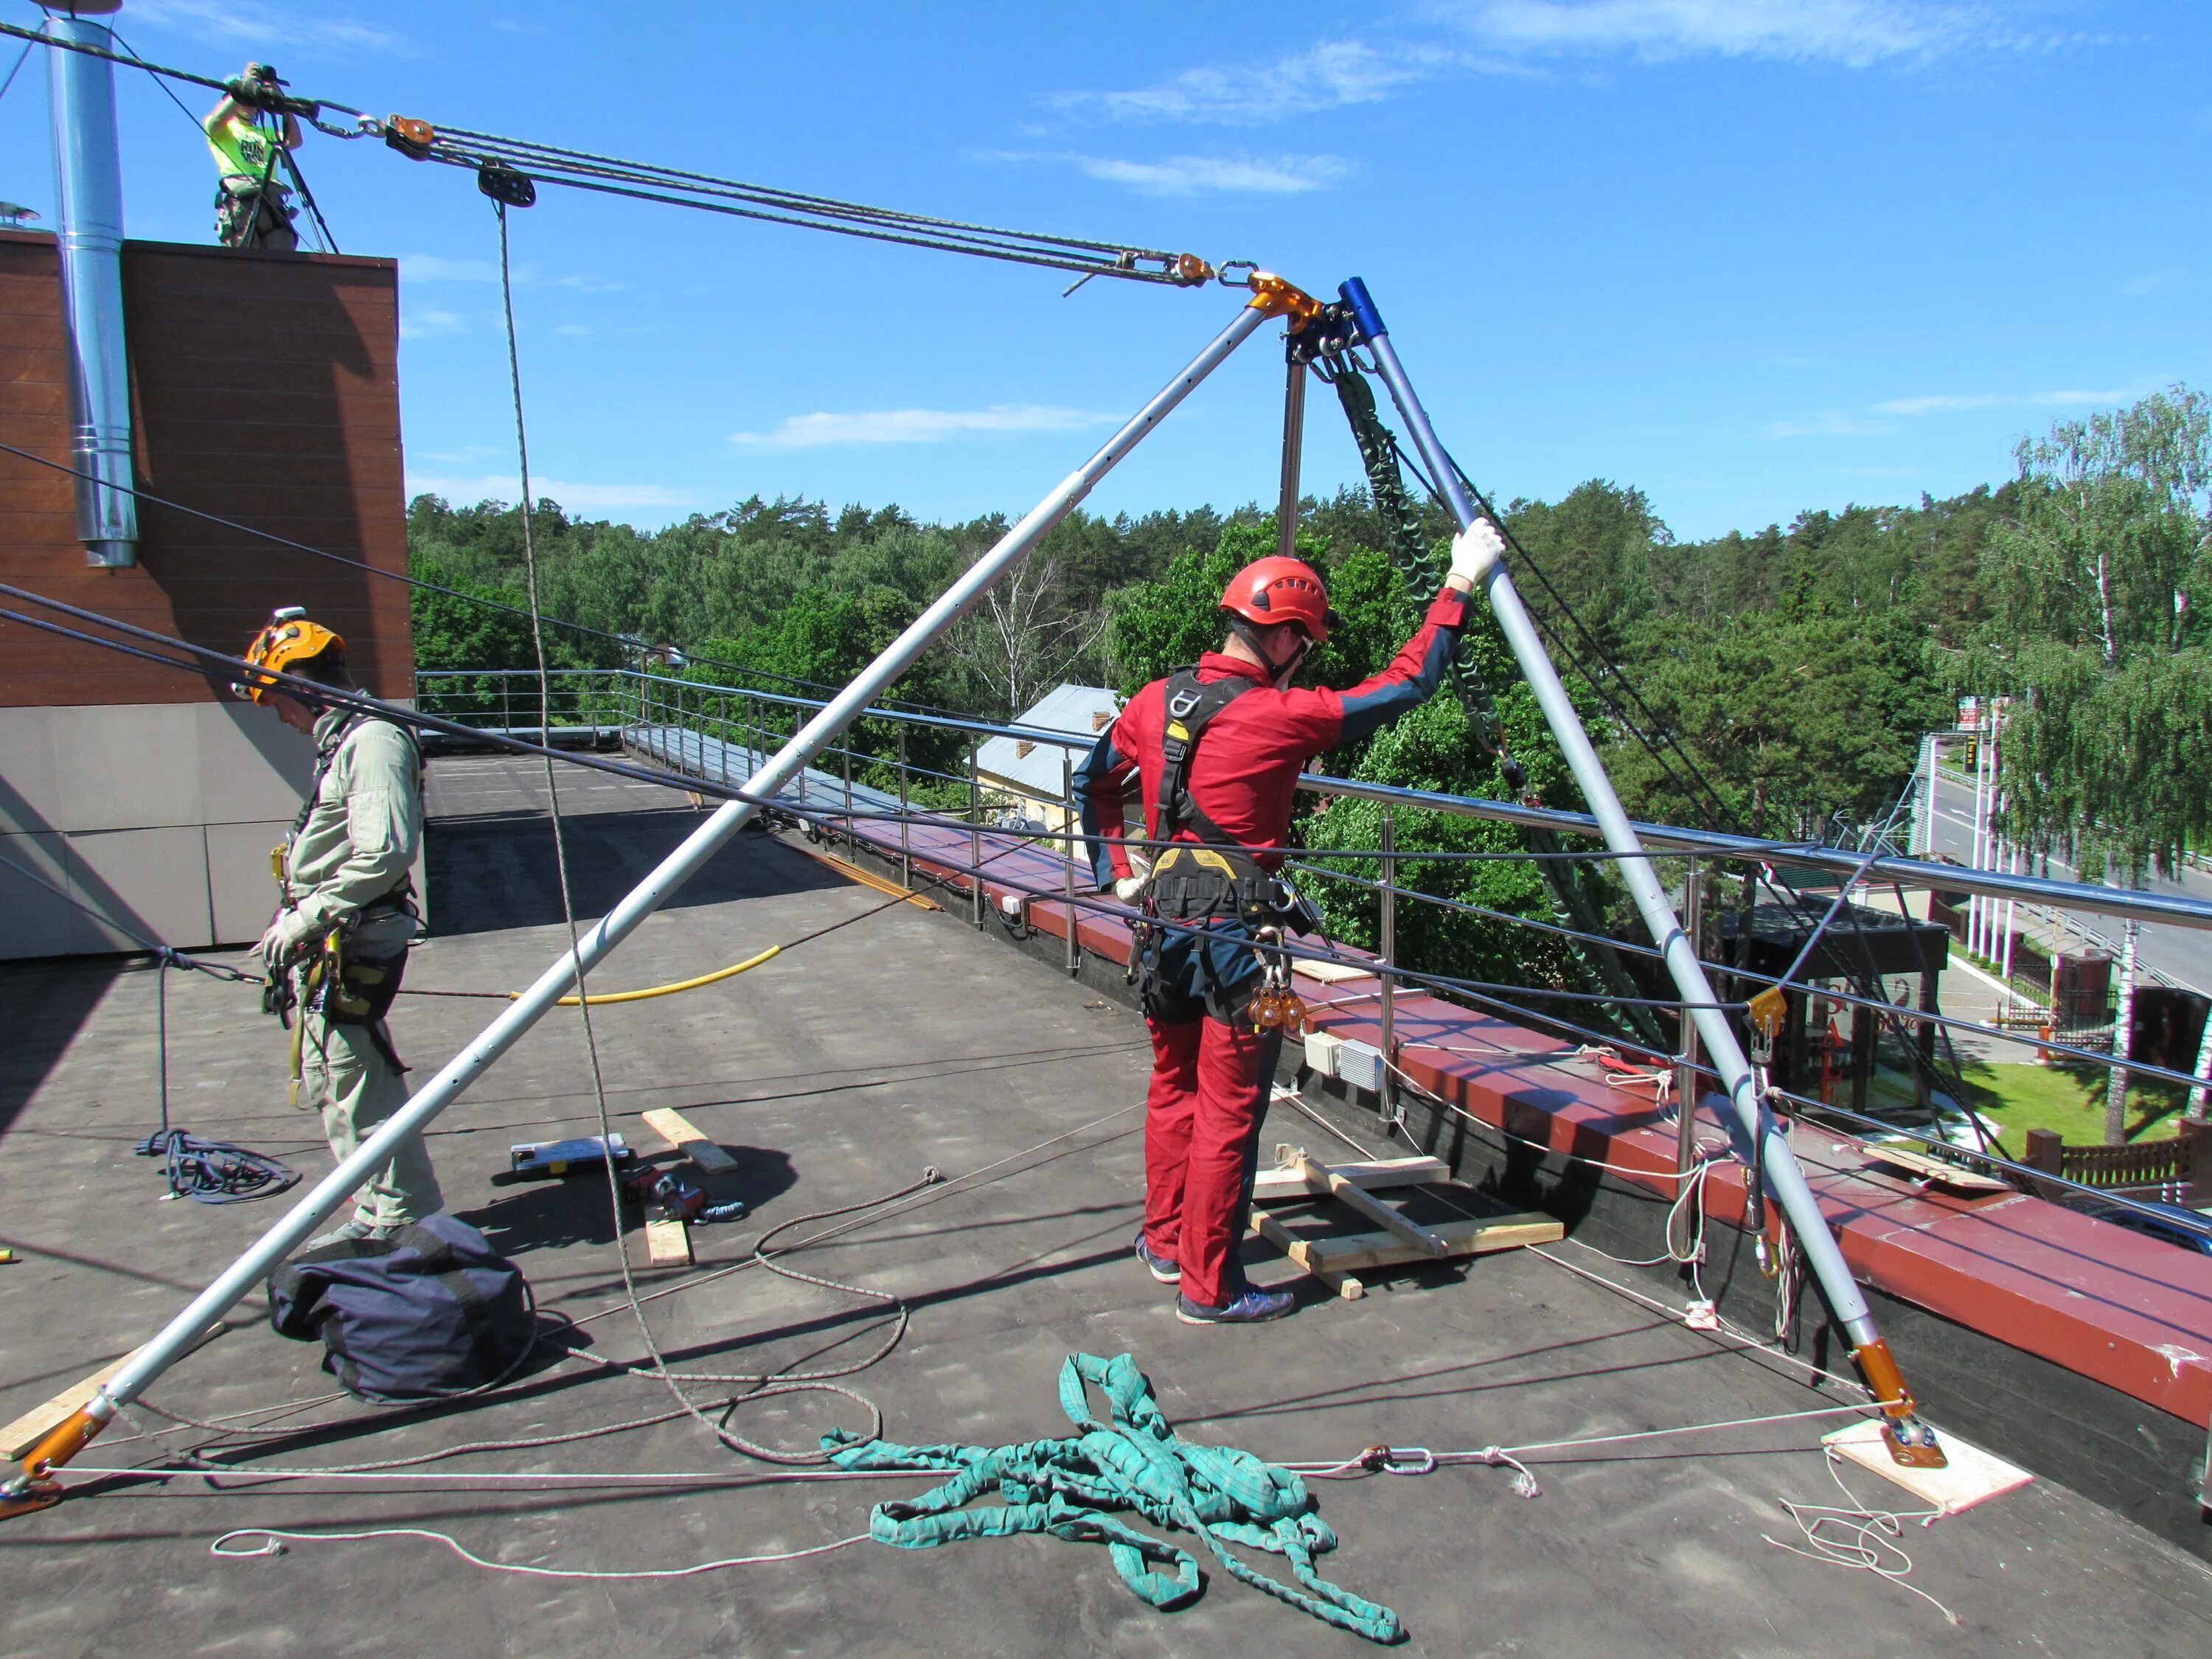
[239,608,443,1248]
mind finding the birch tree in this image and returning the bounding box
[1966,389,2212,1135]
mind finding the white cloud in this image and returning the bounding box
[1055,41,1453,125]
[126,0,402,53]
[397,307,469,340]
[1873,386,2138,415]
[731,405,1116,448]
[1016,151,1347,195]
[1452,0,2002,67]
[400,254,501,284]
[408,474,694,509]
[1760,409,1896,438]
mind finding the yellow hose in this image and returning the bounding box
[530,943,784,1006]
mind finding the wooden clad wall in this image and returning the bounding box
[0,229,411,707]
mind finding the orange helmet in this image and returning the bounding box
[1222,554,1339,645]
[234,607,344,702]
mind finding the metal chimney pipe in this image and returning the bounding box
[45,3,139,568]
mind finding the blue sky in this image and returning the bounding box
[1,1,2202,540]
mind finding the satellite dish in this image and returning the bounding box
[0,203,40,228]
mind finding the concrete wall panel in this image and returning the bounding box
[207,819,291,946]
[47,704,205,832]
[197,703,316,824]
[0,830,86,956]
[0,709,62,838]
[66,826,213,953]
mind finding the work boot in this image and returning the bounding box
[1133,1231,1180,1284]
[1175,1285,1295,1325]
[301,1216,384,1253]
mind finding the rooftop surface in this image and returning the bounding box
[3,757,2210,1657]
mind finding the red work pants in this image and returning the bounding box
[1141,1013,1275,1308]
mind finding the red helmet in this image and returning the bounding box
[1221,555,1340,644]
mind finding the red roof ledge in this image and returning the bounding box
[1295,978,2212,1427]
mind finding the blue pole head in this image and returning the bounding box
[1338,278,1386,344]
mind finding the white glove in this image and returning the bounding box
[1449,518,1506,586]
[1113,874,1147,903]
[260,909,315,972]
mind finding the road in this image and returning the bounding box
[1921,765,2212,997]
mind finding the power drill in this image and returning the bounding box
[624,1166,744,1225]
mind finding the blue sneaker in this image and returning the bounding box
[1134,1231,1180,1284]
[1176,1286,1295,1325]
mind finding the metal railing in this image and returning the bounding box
[417,664,2212,1234]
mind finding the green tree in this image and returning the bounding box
[1961,388,2212,1133]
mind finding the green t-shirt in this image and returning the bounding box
[207,112,280,181]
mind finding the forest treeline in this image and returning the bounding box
[409,386,2212,1078]
[408,460,2003,843]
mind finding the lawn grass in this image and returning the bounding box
[1952,1061,2191,1151]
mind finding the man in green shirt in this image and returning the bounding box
[203,63,301,251]
[241,609,442,1247]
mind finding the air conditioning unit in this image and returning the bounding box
[1303,1030,1384,1093]
[1335,1038,1386,1095]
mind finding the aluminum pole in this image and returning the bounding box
[9,299,1272,1492]
[1338,276,1942,1462]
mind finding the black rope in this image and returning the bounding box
[134,1128,299,1204]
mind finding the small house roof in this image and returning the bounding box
[975,684,1120,799]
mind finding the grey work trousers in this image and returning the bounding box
[298,1006,444,1231]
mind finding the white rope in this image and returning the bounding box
[66,1464,933,1486]
[212,1525,871,1580]
[1526,1242,1871,1399]
[1379,1049,1725,1183]
[1761,1453,1958,1626]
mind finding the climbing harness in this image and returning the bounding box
[263,704,427,1093]
[824,1352,1403,1643]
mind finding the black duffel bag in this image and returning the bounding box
[268,1214,535,1403]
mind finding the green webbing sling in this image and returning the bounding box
[824,1352,1405,1644]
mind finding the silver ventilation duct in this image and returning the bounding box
[45,3,138,568]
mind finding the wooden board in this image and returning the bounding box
[1257,1210,1562,1277]
[1824,1418,2032,1513]
[644,1217,693,1267]
[1866,1143,2011,1193]
[792,844,939,909]
[2,1323,225,1461]
[1290,959,1377,984]
[1251,1153,1449,1204]
[640,1107,739,1175]
[1298,1153,1449,1256]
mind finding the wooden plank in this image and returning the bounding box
[1252,1150,1448,1203]
[639,1107,740,1174]
[1865,1143,2012,1193]
[1,1324,226,1461]
[1290,959,1375,984]
[644,1217,693,1267]
[1298,1153,1450,1256]
[1295,1213,1564,1276]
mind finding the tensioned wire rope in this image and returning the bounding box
[0,18,1222,288]
[492,195,925,1464]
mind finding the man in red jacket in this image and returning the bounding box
[1077,520,1504,1322]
